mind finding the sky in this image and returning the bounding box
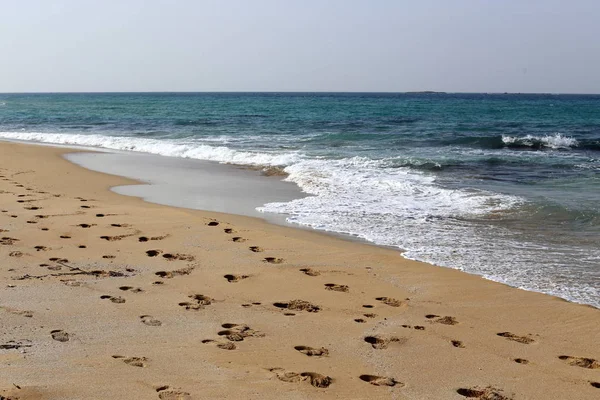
[1,0,599,93]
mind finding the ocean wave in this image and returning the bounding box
[0,131,302,166]
[501,133,579,149]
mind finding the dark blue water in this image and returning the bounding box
[1,93,598,306]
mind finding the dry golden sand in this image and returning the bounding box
[0,141,598,400]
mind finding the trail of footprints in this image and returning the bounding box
[1,179,597,396]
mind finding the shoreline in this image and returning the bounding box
[0,141,598,399]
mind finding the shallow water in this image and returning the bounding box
[1,92,598,307]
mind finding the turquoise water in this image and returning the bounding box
[0,92,598,306]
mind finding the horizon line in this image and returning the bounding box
[1,90,600,96]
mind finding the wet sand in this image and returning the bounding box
[0,141,598,400]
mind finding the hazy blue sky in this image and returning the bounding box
[1,0,599,93]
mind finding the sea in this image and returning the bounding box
[0,92,598,307]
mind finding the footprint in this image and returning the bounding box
[496,332,535,344]
[273,300,320,313]
[364,335,405,350]
[77,223,95,228]
[119,286,143,293]
[232,237,246,243]
[103,255,116,259]
[224,274,249,283]
[179,294,213,310]
[264,257,284,264]
[112,355,148,367]
[359,375,403,387]
[140,315,162,326]
[9,251,23,257]
[375,297,405,307]
[558,355,599,369]
[590,382,600,389]
[34,245,48,251]
[146,249,162,257]
[162,253,195,261]
[202,339,237,350]
[218,324,264,341]
[60,235,71,239]
[100,295,126,304]
[100,234,132,241]
[294,346,329,357]
[269,368,333,388]
[249,246,263,252]
[456,387,512,399]
[451,340,465,348]
[363,313,377,318]
[426,314,459,325]
[401,325,425,331]
[513,358,529,364]
[207,221,219,226]
[324,283,349,293]
[354,318,366,323]
[51,330,70,342]
[156,386,192,400]
[224,228,234,234]
[155,267,194,279]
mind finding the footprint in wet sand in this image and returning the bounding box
[9,251,23,258]
[156,386,192,400]
[451,340,465,348]
[140,315,162,326]
[224,274,249,283]
[364,335,406,350]
[513,358,528,364]
[232,237,246,243]
[179,294,213,310]
[426,314,459,325]
[146,249,162,257]
[456,386,512,399]
[557,355,599,369]
[224,228,234,234]
[294,346,329,357]
[269,368,333,388]
[249,246,263,252]
[264,257,284,264]
[100,295,126,304]
[51,330,70,342]
[375,297,406,307]
[273,300,320,313]
[496,332,535,344]
[359,375,403,387]
[112,355,148,367]
[324,283,349,293]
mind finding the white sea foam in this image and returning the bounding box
[502,133,579,149]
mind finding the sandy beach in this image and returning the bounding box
[0,141,598,400]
